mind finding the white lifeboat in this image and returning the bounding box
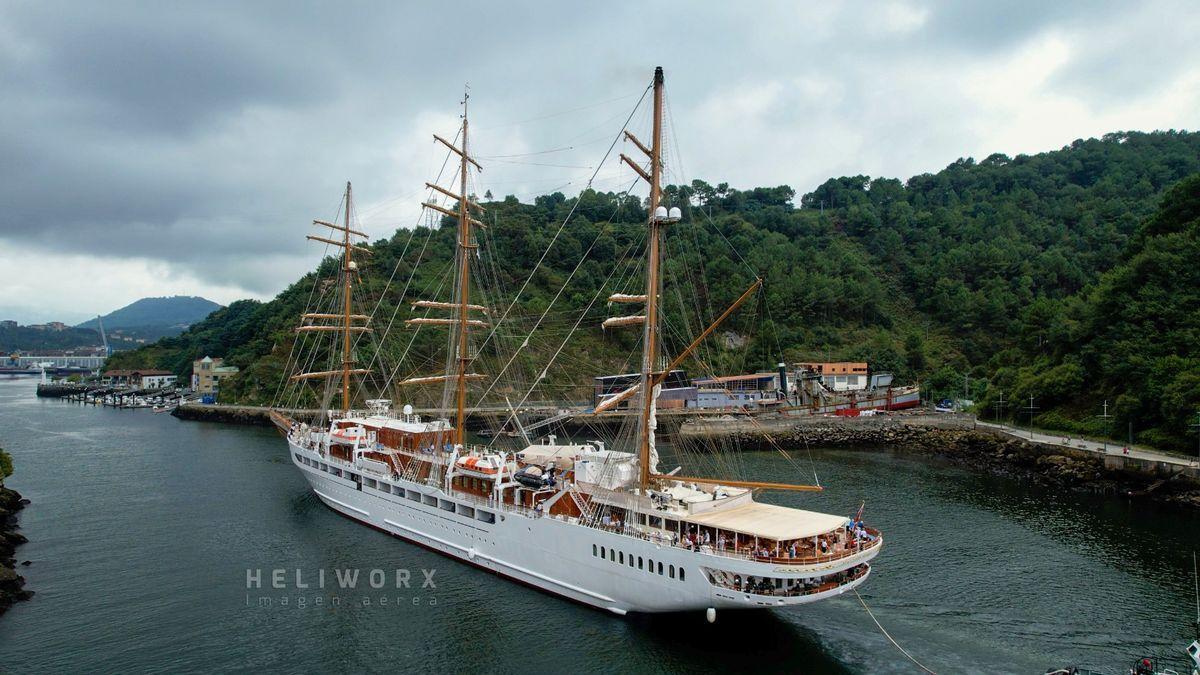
[330,425,367,445]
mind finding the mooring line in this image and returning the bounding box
[853,589,937,674]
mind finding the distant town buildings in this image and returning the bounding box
[693,372,786,408]
[795,362,869,392]
[192,356,239,394]
[5,348,107,369]
[101,369,176,388]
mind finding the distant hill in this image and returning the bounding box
[78,296,222,339]
[0,323,101,352]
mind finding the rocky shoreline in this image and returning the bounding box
[0,485,32,615]
[683,422,1200,510]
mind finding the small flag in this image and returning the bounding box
[855,501,865,523]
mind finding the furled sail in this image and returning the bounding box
[647,383,660,475]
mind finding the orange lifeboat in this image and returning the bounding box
[455,455,503,477]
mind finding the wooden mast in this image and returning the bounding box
[341,181,353,414]
[454,92,472,447]
[291,183,372,412]
[399,97,486,418]
[637,66,665,490]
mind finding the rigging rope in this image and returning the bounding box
[853,589,937,674]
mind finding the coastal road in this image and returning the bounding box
[976,420,1200,469]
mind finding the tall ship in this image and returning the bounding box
[272,67,882,619]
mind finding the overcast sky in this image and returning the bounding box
[1,1,1196,324]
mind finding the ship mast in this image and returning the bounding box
[292,182,374,413]
[340,182,354,413]
[453,94,473,446]
[402,91,487,446]
[637,66,666,489]
[599,67,821,493]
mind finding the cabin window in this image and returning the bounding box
[657,562,663,575]
[439,499,455,513]
[476,510,495,524]
[422,494,437,506]
[601,546,606,559]
[638,557,643,570]
[609,549,615,562]
[294,453,302,462]
[679,568,685,582]
[619,552,624,565]
[407,491,421,502]
[628,555,634,568]
[593,544,598,557]
[456,504,474,519]
[647,559,653,574]
[669,565,675,579]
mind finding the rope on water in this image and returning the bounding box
[853,589,937,674]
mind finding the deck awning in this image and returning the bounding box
[685,502,847,541]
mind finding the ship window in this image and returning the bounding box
[593,544,598,557]
[638,557,643,570]
[600,546,606,559]
[609,549,615,562]
[476,510,495,524]
[679,568,685,582]
[439,499,455,512]
[407,491,421,502]
[628,554,634,568]
[647,559,653,573]
[669,565,675,579]
[619,552,624,564]
[657,562,663,575]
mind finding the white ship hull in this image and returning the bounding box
[288,439,878,615]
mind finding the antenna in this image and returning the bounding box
[1193,550,1198,630]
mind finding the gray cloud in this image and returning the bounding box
[0,0,1196,319]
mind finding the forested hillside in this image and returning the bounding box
[106,130,1200,450]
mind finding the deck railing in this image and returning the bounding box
[709,563,870,597]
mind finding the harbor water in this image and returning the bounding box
[0,376,1197,673]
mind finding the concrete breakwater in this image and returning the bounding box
[681,413,1200,509]
[0,486,32,615]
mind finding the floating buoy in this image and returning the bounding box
[706,607,716,623]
